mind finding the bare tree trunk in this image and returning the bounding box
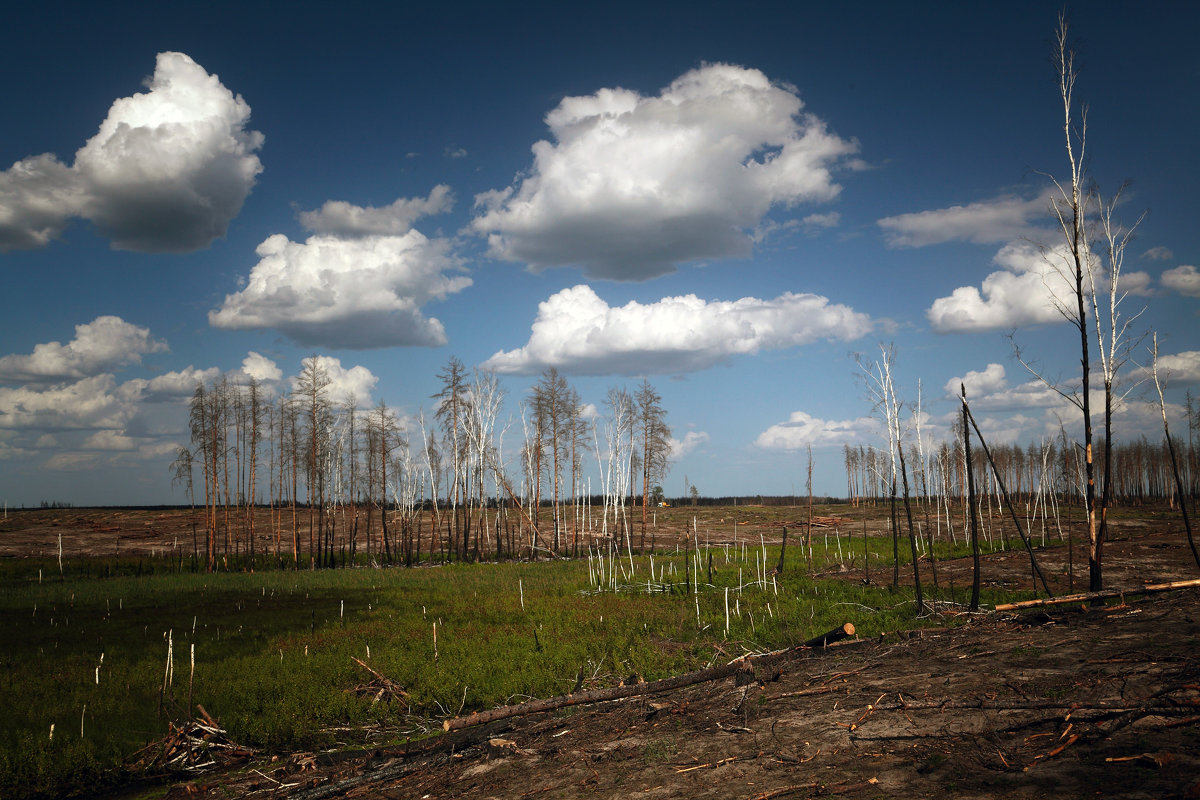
[962,387,982,611]
[896,442,924,614]
[962,392,1054,597]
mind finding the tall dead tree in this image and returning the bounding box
[859,345,923,614]
[434,357,470,560]
[566,385,591,556]
[371,401,400,564]
[532,368,571,553]
[635,379,671,553]
[1090,183,1146,551]
[960,390,982,610]
[245,377,263,558]
[1015,16,1109,591]
[296,356,332,568]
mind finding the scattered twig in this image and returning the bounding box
[675,756,737,773]
[1023,733,1079,771]
[747,783,820,800]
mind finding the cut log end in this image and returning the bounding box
[801,622,856,649]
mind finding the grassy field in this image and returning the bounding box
[0,505,1032,798]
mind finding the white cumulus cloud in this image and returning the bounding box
[877,191,1052,248]
[755,410,879,450]
[0,154,84,248]
[957,378,1072,414]
[0,375,136,431]
[290,355,378,406]
[240,351,282,383]
[1132,350,1200,385]
[483,284,872,375]
[669,431,710,459]
[209,228,470,349]
[945,362,1008,399]
[927,242,1078,333]
[140,366,221,399]
[471,63,858,281]
[1161,265,1200,297]
[298,185,453,238]
[1118,270,1154,297]
[0,316,167,384]
[0,52,263,253]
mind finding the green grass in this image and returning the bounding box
[0,533,1020,799]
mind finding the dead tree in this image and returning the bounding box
[961,388,982,611]
[960,392,1053,597]
[1151,335,1199,569]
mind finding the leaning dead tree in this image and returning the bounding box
[995,578,1200,612]
[1151,335,1199,569]
[961,387,982,611]
[960,388,1053,597]
[443,623,856,731]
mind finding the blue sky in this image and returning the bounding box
[1,1,1197,506]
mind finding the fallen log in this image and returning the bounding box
[994,578,1200,612]
[443,622,855,732]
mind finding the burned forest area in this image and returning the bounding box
[220,593,1200,800]
[2,504,1199,800]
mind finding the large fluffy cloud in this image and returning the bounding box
[944,362,1008,399]
[471,63,859,281]
[240,351,282,383]
[209,227,470,349]
[0,316,167,384]
[0,154,84,248]
[928,240,1153,333]
[483,284,872,375]
[926,242,1079,333]
[0,52,262,252]
[878,191,1052,248]
[0,374,137,431]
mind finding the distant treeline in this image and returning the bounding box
[14,496,848,513]
[664,495,845,508]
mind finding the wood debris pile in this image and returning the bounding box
[349,657,410,708]
[807,516,850,528]
[130,706,255,774]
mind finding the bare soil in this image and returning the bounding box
[5,507,1200,799]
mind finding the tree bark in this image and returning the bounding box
[994,578,1200,611]
[963,385,982,611]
